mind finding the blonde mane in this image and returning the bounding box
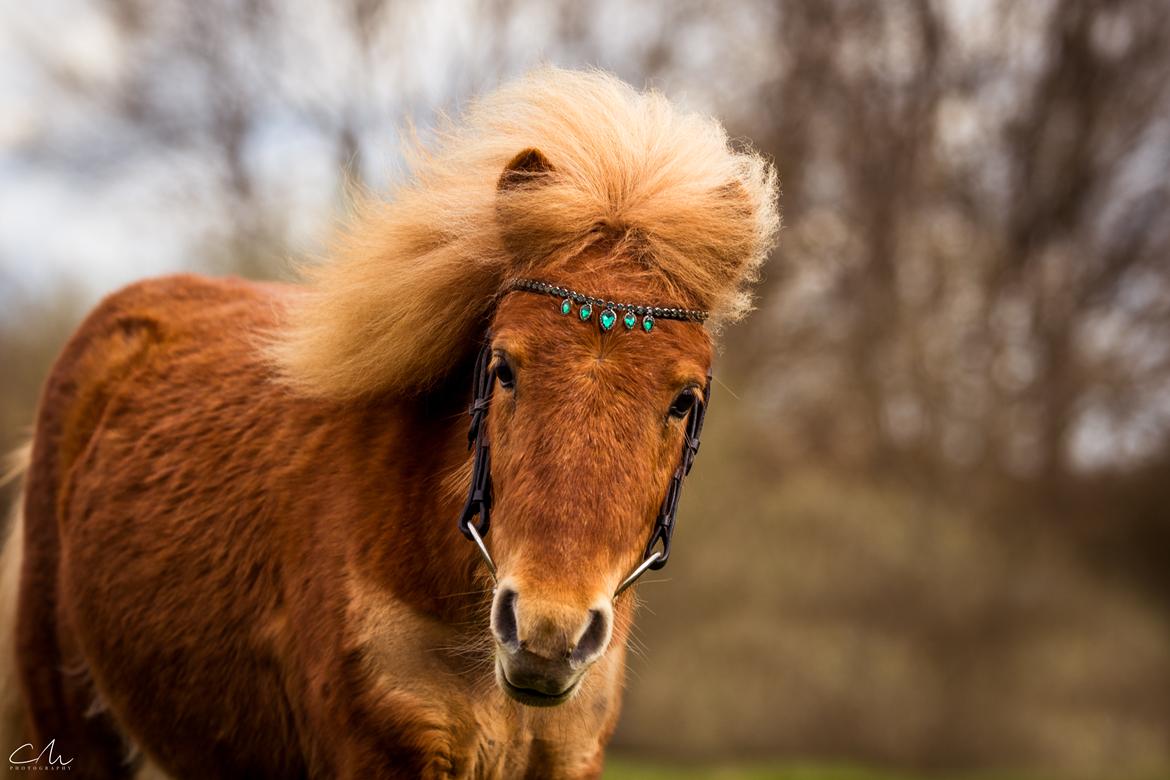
[270,67,780,399]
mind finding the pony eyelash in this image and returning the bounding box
[506,278,709,333]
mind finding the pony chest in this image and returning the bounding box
[343,578,603,777]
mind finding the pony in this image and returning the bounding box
[0,67,778,778]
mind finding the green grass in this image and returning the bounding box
[601,758,1120,780]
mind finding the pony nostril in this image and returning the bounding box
[492,587,520,651]
[570,608,611,665]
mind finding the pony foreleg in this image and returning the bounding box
[0,442,31,748]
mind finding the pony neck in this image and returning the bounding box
[331,354,490,624]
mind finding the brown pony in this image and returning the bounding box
[0,68,778,779]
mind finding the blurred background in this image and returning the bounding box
[2,1,1169,778]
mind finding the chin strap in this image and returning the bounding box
[456,341,712,598]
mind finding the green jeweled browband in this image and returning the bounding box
[507,279,709,333]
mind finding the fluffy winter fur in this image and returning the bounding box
[270,67,779,399]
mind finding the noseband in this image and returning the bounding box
[457,280,711,599]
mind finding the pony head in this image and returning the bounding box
[272,68,779,706]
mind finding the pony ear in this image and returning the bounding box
[498,148,555,190]
[497,148,572,259]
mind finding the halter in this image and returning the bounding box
[457,279,711,599]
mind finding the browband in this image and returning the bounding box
[507,278,709,334]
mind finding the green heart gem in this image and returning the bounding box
[579,303,593,321]
[642,315,654,333]
[623,312,637,329]
[600,308,617,331]
[560,298,572,315]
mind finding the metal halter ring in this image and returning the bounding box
[614,551,663,597]
[465,522,496,581]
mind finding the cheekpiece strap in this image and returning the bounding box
[643,371,712,570]
[458,341,495,542]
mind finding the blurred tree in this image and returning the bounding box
[721,0,1170,498]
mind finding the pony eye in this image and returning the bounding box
[668,387,697,419]
[495,356,516,390]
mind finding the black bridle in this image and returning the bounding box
[456,341,498,574]
[457,338,711,597]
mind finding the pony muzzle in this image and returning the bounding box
[490,581,613,706]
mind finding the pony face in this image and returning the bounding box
[484,273,712,706]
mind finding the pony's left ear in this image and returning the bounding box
[497,148,576,261]
[498,148,555,190]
